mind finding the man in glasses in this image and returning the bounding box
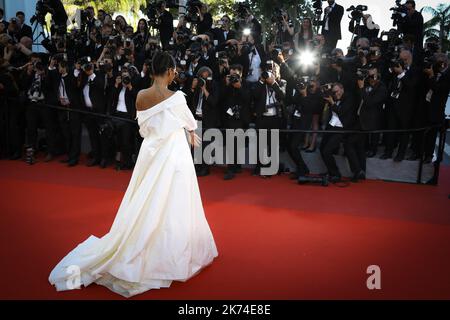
[212,15,237,49]
[344,67,388,182]
[320,82,356,182]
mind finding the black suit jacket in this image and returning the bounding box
[47,69,82,108]
[356,82,388,131]
[17,24,33,40]
[326,94,356,129]
[80,72,106,113]
[426,68,450,123]
[252,81,285,120]
[185,80,221,128]
[322,4,344,40]
[109,85,137,119]
[388,66,420,121]
[212,28,237,47]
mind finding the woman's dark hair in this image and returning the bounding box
[151,51,176,76]
[299,17,314,40]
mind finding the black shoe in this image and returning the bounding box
[100,159,108,168]
[394,154,404,162]
[60,157,70,163]
[366,150,376,158]
[25,148,36,165]
[197,167,210,177]
[87,159,100,167]
[290,172,299,180]
[305,147,317,153]
[67,160,78,167]
[424,156,432,164]
[329,175,342,183]
[224,171,235,180]
[380,153,392,160]
[301,145,310,151]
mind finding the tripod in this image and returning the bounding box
[31,19,51,47]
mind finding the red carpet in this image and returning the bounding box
[1,155,449,300]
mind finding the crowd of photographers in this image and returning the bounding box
[0,0,449,182]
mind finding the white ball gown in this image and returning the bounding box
[48,90,218,298]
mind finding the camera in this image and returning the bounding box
[142,1,161,28]
[390,0,408,27]
[122,75,131,85]
[241,42,254,56]
[356,68,370,80]
[228,74,241,85]
[295,76,311,91]
[388,58,405,71]
[261,71,274,81]
[225,44,238,59]
[347,5,368,23]
[235,2,251,20]
[271,8,285,24]
[185,0,203,24]
[321,83,334,98]
[195,76,207,88]
[30,0,49,25]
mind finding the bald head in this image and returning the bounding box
[20,36,32,49]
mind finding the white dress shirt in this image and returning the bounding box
[324,2,336,31]
[329,100,344,127]
[116,87,128,112]
[246,49,261,83]
[83,73,96,108]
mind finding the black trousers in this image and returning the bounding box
[322,32,339,53]
[320,125,345,177]
[25,102,58,154]
[385,105,412,157]
[344,132,366,174]
[111,115,135,165]
[287,117,310,176]
[83,114,103,161]
[58,107,81,162]
[223,117,246,173]
[255,116,281,173]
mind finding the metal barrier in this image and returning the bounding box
[1,99,448,185]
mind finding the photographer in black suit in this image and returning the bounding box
[382,49,420,162]
[79,58,107,167]
[156,1,174,50]
[212,15,237,49]
[222,68,250,180]
[48,58,82,167]
[423,53,450,163]
[321,0,344,53]
[320,82,356,182]
[196,3,213,35]
[186,66,220,177]
[109,70,137,170]
[399,1,424,50]
[252,70,285,177]
[287,78,323,180]
[345,67,388,182]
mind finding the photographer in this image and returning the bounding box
[222,69,250,180]
[197,3,213,35]
[399,1,424,49]
[234,4,262,45]
[349,13,380,44]
[287,78,323,179]
[322,0,344,53]
[109,70,137,170]
[320,82,356,182]
[422,53,450,164]
[24,60,59,164]
[186,66,219,176]
[239,33,267,88]
[212,15,237,49]
[48,58,82,167]
[79,57,107,167]
[156,1,174,50]
[381,49,419,162]
[252,70,285,177]
[345,67,388,182]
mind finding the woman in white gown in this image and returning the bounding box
[49,52,218,298]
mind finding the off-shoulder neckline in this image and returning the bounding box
[136,90,181,113]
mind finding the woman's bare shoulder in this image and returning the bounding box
[136,89,179,112]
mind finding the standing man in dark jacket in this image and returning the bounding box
[321,0,344,53]
[156,1,174,50]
